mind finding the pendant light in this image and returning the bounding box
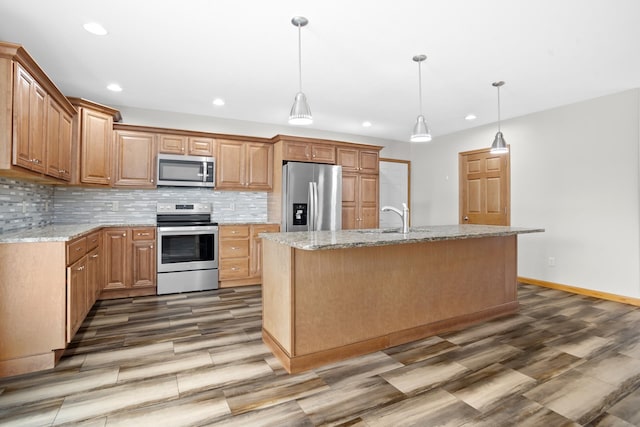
[410,54,431,142]
[288,16,312,125]
[490,81,508,153]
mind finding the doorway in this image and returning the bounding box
[459,148,510,225]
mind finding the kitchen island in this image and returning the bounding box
[260,224,543,373]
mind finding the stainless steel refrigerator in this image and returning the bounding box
[282,162,342,232]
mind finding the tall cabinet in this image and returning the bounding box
[338,147,380,229]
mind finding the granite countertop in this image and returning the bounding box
[0,223,156,243]
[259,224,544,251]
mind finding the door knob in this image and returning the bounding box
[463,216,469,221]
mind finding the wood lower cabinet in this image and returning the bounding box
[102,227,156,298]
[113,129,156,188]
[65,230,102,343]
[216,139,273,191]
[219,223,279,287]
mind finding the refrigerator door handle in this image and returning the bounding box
[309,181,319,231]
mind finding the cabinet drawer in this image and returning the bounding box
[219,258,249,279]
[132,227,156,241]
[86,231,100,251]
[67,237,87,265]
[220,239,249,258]
[220,225,250,238]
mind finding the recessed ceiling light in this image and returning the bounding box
[83,22,108,36]
[362,121,372,128]
[465,114,477,121]
[107,83,122,92]
[212,98,225,106]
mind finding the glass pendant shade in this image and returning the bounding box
[410,115,432,142]
[289,92,312,125]
[491,131,508,153]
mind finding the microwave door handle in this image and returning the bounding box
[202,161,208,183]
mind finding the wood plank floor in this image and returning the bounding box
[2,283,640,426]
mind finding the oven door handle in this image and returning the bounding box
[158,226,218,235]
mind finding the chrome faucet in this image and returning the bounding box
[381,202,410,233]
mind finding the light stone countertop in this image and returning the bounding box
[0,223,156,243]
[259,224,544,251]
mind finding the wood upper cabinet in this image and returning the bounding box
[68,98,120,186]
[13,63,47,173]
[113,129,156,188]
[217,139,273,191]
[0,43,76,182]
[337,147,379,174]
[283,140,335,164]
[45,97,73,181]
[158,134,216,157]
[102,227,156,297]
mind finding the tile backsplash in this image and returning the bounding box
[0,177,54,233]
[0,177,268,233]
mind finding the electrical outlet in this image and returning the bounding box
[22,201,27,213]
[548,257,556,267]
[112,201,119,212]
[230,202,235,211]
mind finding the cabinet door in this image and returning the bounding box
[13,64,46,173]
[310,144,336,164]
[103,229,128,289]
[336,147,359,172]
[245,142,273,190]
[85,248,102,315]
[188,137,216,157]
[158,134,187,154]
[131,241,155,288]
[250,224,279,278]
[45,98,72,181]
[81,108,113,185]
[113,130,156,188]
[341,173,358,229]
[282,141,310,161]
[217,140,245,188]
[67,256,87,342]
[86,246,101,309]
[359,174,379,228]
[359,150,379,174]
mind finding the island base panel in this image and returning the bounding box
[261,235,519,373]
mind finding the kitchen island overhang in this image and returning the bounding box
[260,225,544,373]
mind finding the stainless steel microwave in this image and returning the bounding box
[156,153,215,187]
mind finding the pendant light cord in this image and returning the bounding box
[297,24,303,93]
[417,60,423,115]
[497,85,501,132]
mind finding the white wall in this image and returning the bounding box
[115,106,411,160]
[411,89,640,298]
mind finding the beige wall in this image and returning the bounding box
[411,89,640,298]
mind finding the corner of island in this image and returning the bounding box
[259,224,544,373]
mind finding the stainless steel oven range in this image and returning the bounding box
[156,202,219,295]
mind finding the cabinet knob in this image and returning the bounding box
[122,233,126,237]
[137,232,149,236]
[150,245,154,249]
[76,247,83,252]
[231,247,239,250]
[91,254,99,258]
[231,267,239,271]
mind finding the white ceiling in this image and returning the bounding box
[1,0,639,143]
